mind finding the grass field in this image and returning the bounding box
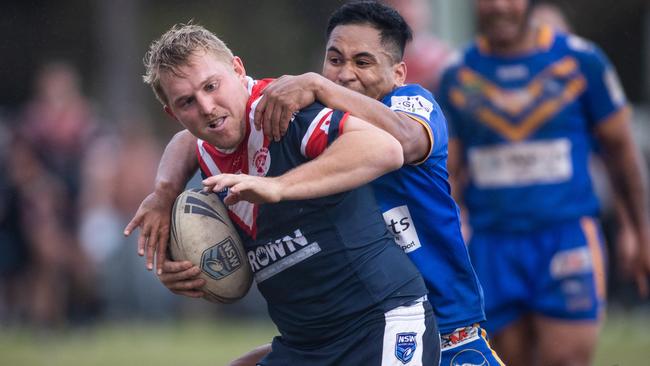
[0,309,648,366]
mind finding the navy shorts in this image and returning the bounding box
[258,297,440,366]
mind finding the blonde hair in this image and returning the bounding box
[143,23,234,105]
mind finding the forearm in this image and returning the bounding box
[597,109,650,233]
[154,129,199,199]
[603,143,649,229]
[310,74,425,162]
[276,118,403,200]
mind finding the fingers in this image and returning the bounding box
[262,99,276,141]
[156,230,170,275]
[270,104,284,141]
[146,228,159,271]
[162,259,195,273]
[203,174,244,193]
[159,261,206,296]
[254,95,268,131]
[123,213,143,236]
[278,107,293,137]
[137,227,149,257]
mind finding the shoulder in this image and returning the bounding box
[385,84,438,122]
[557,32,610,68]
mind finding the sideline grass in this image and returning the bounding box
[0,318,277,366]
[0,310,648,366]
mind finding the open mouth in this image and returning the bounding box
[208,116,226,130]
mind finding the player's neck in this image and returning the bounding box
[487,24,537,57]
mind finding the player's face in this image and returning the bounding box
[323,24,405,101]
[476,0,529,47]
[160,51,249,150]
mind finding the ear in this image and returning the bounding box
[232,56,247,80]
[393,61,407,87]
[163,105,179,122]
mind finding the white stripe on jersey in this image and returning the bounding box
[196,139,256,233]
[247,95,268,176]
[300,108,332,157]
[197,139,221,176]
[381,298,430,366]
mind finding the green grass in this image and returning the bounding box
[0,310,648,366]
[0,318,278,366]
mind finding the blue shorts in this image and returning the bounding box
[468,217,607,334]
[257,298,440,366]
[440,325,504,366]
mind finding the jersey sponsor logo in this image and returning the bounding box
[200,237,243,280]
[247,229,321,282]
[253,147,270,175]
[450,349,488,366]
[390,95,434,121]
[395,332,418,364]
[550,246,593,279]
[468,138,573,188]
[383,205,422,254]
[441,325,480,351]
[496,64,529,81]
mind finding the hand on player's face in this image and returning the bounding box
[203,174,282,205]
[159,260,206,298]
[254,73,319,142]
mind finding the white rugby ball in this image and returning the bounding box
[169,188,252,303]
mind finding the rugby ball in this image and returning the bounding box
[169,188,252,303]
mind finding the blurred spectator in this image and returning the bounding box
[384,0,457,92]
[19,61,98,220]
[0,121,29,325]
[9,61,101,328]
[6,133,96,328]
[79,118,179,320]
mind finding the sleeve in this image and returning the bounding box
[384,85,438,163]
[284,102,350,160]
[573,37,627,127]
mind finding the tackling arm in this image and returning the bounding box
[204,116,404,204]
[256,73,430,164]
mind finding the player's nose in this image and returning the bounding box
[196,93,215,116]
[336,63,357,84]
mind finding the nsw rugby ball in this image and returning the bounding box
[170,188,252,303]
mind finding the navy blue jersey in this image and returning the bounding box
[197,78,426,346]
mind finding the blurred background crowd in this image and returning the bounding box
[0,0,649,331]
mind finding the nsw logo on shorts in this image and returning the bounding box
[395,332,417,364]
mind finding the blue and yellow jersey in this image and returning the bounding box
[438,26,628,232]
[374,84,486,333]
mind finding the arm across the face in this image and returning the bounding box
[254,72,431,164]
[204,106,403,204]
